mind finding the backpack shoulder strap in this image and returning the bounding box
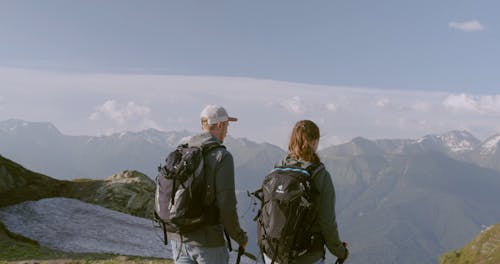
[200,141,226,153]
[306,163,324,178]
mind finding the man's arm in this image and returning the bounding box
[215,152,248,246]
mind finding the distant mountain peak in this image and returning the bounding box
[226,136,259,148]
[105,128,193,146]
[352,136,371,143]
[415,134,440,144]
[0,119,61,136]
[414,130,480,153]
[480,134,500,155]
[439,130,480,152]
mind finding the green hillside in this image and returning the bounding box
[319,142,500,263]
[0,155,162,263]
[0,155,154,218]
[440,223,500,264]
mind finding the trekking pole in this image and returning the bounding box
[224,229,233,252]
[236,246,244,264]
[234,247,258,264]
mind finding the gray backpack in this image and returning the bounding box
[154,142,222,244]
[254,163,324,263]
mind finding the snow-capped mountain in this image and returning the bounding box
[102,128,193,147]
[479,134,500,156]
[0,119,194,179]
[0,119,285,183]
[0,118,62,137]
[410,130,480,154]
[437,130,481,153]
[465,133,500,172]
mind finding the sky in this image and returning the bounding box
[1,1,500,148]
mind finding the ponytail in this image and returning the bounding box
[288,120,320,163]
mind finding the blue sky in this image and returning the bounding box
[1,0,499,92]
[1,1,500,147]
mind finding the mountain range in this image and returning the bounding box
[3,119,500,180]
[1,119,500,263]
[0,119,285,190]
[321,142,500,263]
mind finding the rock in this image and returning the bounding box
[0,198,170,258]
[0,198,255,263]
[88,170,155,218]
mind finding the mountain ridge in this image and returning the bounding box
[2,119,500,263]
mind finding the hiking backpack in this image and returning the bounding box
[154,142,222,244]
[254,163,324,263]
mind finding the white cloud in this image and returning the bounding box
[375,98,390,108]
[325,103,338,112]
[412,101,431,112]
[448,20,484,32]
[89,100,159,133]
[279,96,307,115]
[89,100,150,124]
[443,94,479,112]
[481,96,500,113]
[443,94,500,114]
[3,67,500,147]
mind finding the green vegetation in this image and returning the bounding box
[440,223,500,264]
[0,155,154,218]
[0,156,169,263]
[71,178,95,182]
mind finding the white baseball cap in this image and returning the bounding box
[200,104,238,125]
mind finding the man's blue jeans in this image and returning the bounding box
[170,240,229,264]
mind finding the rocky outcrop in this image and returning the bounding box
[0,155,154,219]
[79,170,155,218]
[440,223,500,264]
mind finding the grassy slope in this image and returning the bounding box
[440,223,500,264]
[0,156,168,263]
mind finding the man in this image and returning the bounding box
[168,104,248,264]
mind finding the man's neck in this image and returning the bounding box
[203,130,223,143]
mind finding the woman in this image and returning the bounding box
[263,120,348,264]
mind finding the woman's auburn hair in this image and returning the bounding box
[288,120,320,164]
